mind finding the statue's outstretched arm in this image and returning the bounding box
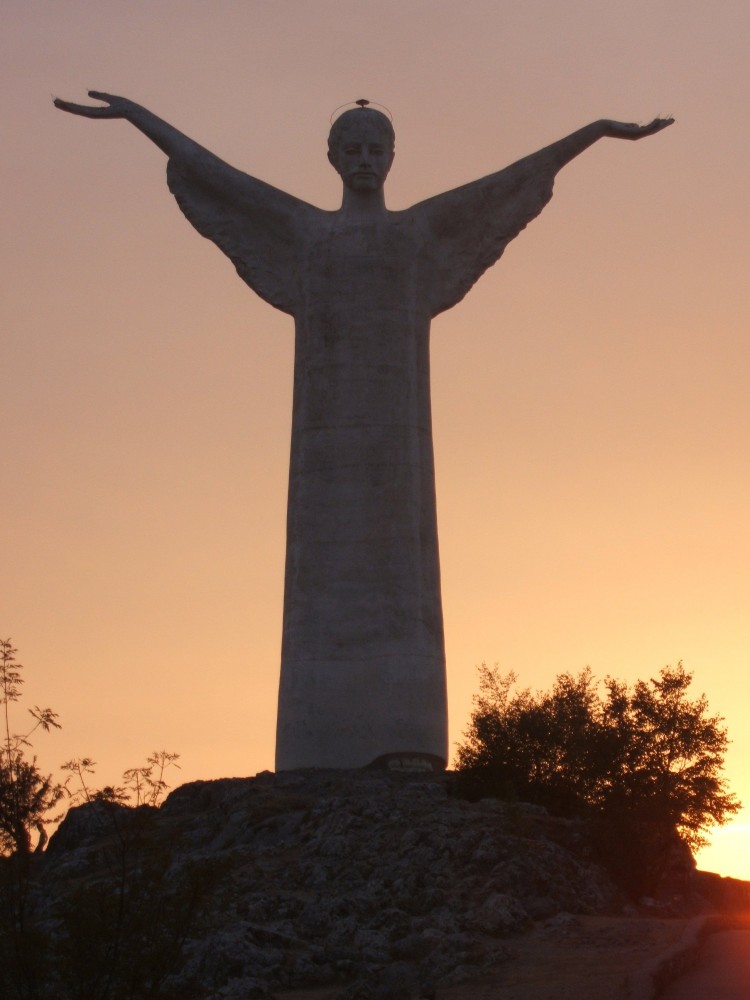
[414,116,673,317]
[54,91,312,315]
[53,90,310,215]
[54,91,217,166]
[526,116,674,173]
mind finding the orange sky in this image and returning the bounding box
[3,1,749,877]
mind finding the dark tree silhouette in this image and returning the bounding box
[455,662,740,893]
[0,639,63,855]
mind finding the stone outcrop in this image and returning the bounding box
[4,769,621,998]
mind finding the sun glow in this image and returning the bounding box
[696,816,750,882]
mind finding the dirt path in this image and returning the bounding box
[659,928,750,1000]
[438,914,690,1000]
[279,914,692,1000]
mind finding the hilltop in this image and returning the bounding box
[2,768,746,998]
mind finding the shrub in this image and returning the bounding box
[455,662,740,894]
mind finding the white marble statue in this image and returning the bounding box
[54,92,672,770]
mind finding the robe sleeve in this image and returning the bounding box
[166,155,316,317]
[411,157,557,317]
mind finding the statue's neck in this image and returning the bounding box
[339,186,388,217]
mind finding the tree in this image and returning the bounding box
[455,662,740,894]
[0,639,63,855]
[596,667,739,846]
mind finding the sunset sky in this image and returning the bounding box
[3,1,749,877]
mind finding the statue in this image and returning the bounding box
[54,92,673,771]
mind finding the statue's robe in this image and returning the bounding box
[167,151,555,769]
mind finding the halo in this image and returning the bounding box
[329,99,393,125]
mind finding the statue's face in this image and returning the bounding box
[328,122,395,192]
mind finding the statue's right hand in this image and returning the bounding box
[53,90,135,119]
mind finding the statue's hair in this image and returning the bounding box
[327,107,395,154]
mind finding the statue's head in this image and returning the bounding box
[327,106,395,193]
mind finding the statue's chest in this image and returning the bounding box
[300,218,424,312]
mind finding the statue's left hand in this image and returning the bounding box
[604,117,674,140]
[53,90,136,119]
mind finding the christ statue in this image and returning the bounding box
[55,92,672,771]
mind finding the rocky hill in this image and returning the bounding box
[0,768,668,999]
